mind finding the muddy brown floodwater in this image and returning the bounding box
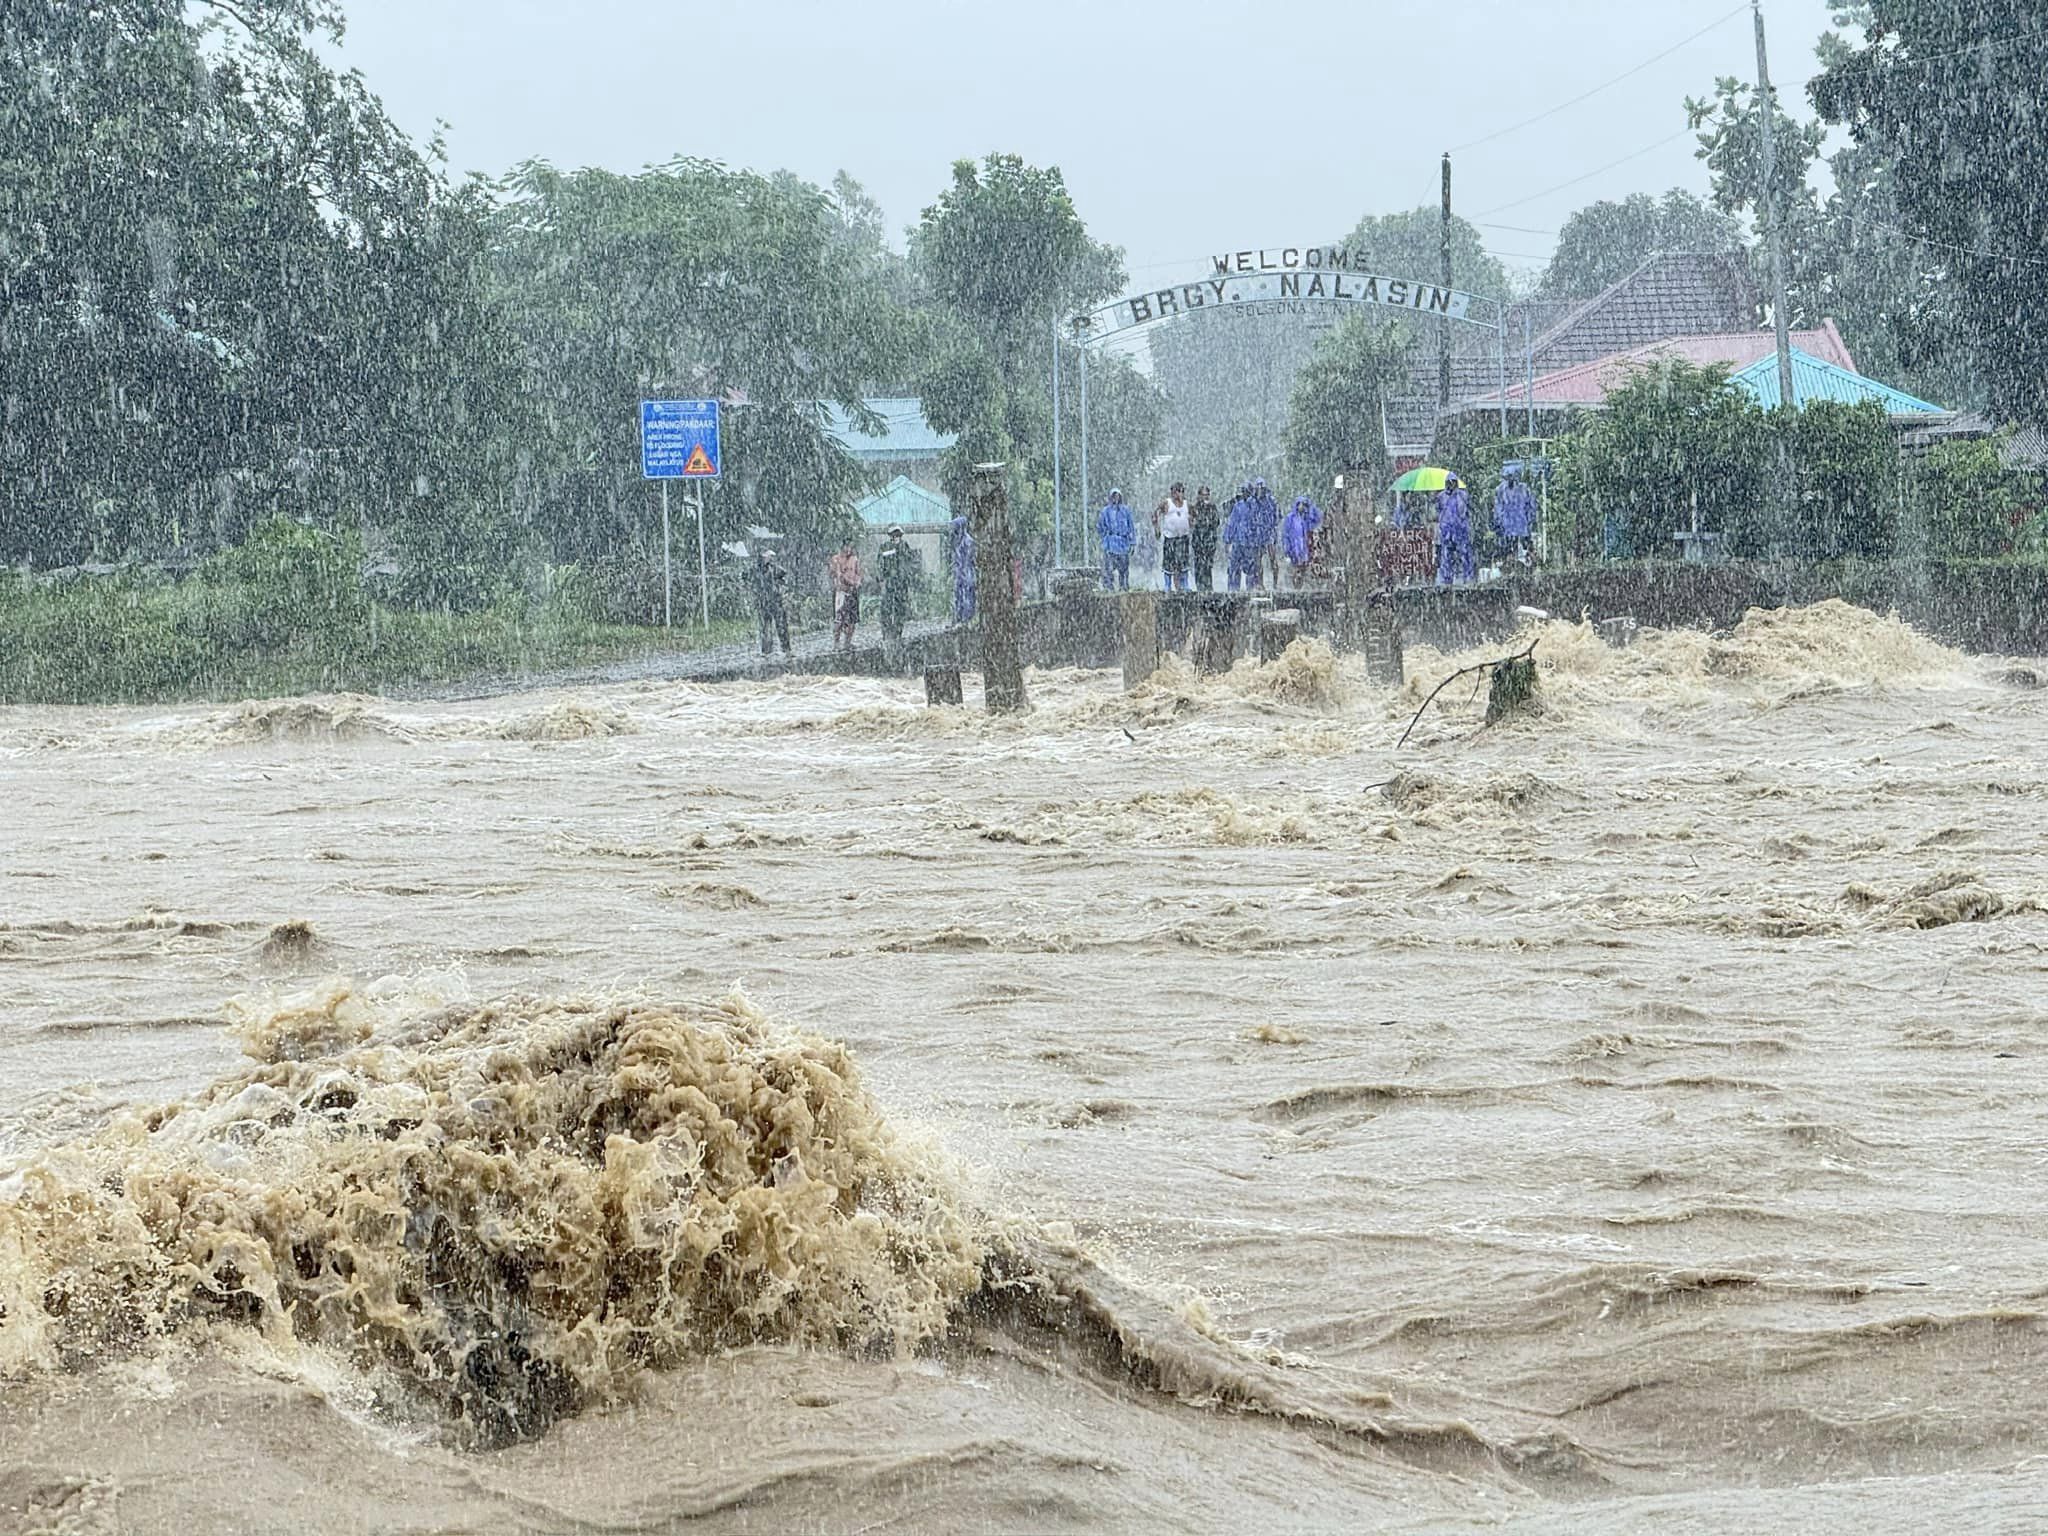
[4,600,2048,1534]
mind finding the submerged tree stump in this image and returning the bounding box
[1485,656,1539,724]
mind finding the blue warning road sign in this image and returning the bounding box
[641,399,721,480]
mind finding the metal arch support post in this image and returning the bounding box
[1051,317,1063,568]
[1079,334,1090,566]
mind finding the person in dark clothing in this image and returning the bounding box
[746,547,792,655]
[1190,487,1220,592]
[875,523,918,653]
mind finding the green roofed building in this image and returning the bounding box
[1728,349,1952,422]
[853,474,951,529]
[822,399,957,493]
[852,474,952,573]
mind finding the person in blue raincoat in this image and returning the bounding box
[1249,477,1281,588]
[1097,490,1135,590]
[950,514,977,622]
[1493,466,1538,568]
[1435,473,1475,587]
[1223,483,1261,591]
[1282,495,1322,587]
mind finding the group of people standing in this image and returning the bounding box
[1398,466,1539,587]
[1096,479,1326,593]
[748,526,921,657]
[743,460,1543,659]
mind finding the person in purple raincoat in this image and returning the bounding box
[950,514,977,622]
[1435,473,1475,587]
[1493,466,1538,568]
[1281,495,1322,587]
[1248,478,1281,588]
[1097,490,1135,590]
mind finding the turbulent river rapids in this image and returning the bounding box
[4,600,2048,1533]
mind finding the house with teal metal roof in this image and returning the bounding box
[1728,349,1952,421]
[851,473,953,576]
[853,475,951,529]
[822,398,956,491]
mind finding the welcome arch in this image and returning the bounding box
[1051,243,1518,564]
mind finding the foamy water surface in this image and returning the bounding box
[5,603,2048,1532]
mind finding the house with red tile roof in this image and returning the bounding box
[1383,251,1765,456]
[1459,322,1860,417]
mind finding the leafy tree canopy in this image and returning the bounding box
[487,158,918,579]
[1810,0,2048,425]
[1283,316,1415,495]
[1541,190,1747,298]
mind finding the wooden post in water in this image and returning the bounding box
[969,463,1028,714]
[1194,595,1239,675]
[1121,592,1160,690]
[1331,471,1381,650]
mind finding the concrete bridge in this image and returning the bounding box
[426,557,2048,704]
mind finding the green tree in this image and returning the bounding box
[1784,399,1897,560]
[1340,208,1510,303]
[1282,317,1415,495]
[1152,310,1320,495]
[912,154,1158,540]
[1552,360,1773,559]
[1910,436,2029,559]
[1811,0,2048,425]
[487,158,916,601]
[1690,54,1975,415]
[1541,190,1747,298]
[0,0,515,578]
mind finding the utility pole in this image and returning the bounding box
[1754,0,1796,411]
[1438,153,1453,411]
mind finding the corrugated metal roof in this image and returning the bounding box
[853,475,953,527]
[1461,324,1860,409]
[1728,349,1950,417]
[822,398,957,461]
[1387,252,1760,455]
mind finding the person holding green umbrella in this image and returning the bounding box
[1390,466,1454,534]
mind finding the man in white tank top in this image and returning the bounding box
[1155,483,1193,592]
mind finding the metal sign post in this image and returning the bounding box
[692,482,709,629]
[640,399,722,631]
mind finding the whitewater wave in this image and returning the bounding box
[1398,599,1974,740]
[0,988,984,1445]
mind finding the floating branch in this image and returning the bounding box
[1396,640,1540,749]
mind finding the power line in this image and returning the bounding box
[1473,128,1699,218]
[1476,222,1558,236]
[1829,209,2048,270]
[1447,3,1748,155]
[1824,21,2048,75]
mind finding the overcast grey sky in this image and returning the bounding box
[333,0,1844,284]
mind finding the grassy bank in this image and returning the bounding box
[0,524,759,705]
